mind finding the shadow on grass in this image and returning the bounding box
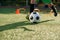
[39,19,55,23]
[0,19,54,32]
[0,21,35,32]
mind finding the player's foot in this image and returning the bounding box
[54,12,57,17]
[50,10,57,17]
[26,13,30,21]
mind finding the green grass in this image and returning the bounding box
[0,8,16,14]
[0,8,60,40]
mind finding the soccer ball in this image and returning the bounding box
[29,12,40,23]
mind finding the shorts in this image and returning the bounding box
[41,0,52,4]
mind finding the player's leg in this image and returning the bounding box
[42,0,58,17]
[26,0,39,21]
[48,3,57,17]
[30,4,35,13]
[26,4,35,20]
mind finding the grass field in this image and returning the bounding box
[0,8,60,40]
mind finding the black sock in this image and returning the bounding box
[30,4,34,13]
[51,5,57,16]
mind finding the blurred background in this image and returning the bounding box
[0,0,60,13]
[0,0,60,7]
